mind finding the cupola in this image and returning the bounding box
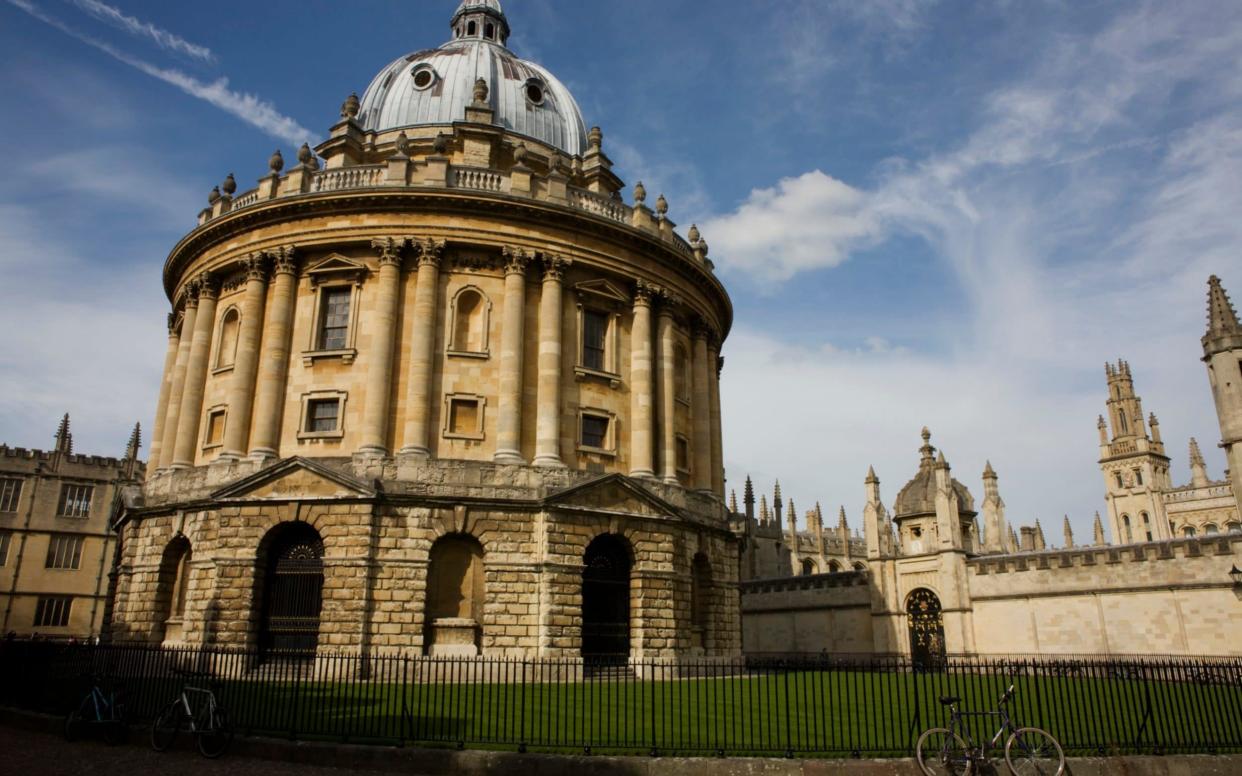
[450,0,510,45]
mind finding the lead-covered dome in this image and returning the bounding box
[357,0,589,157]
[893,429,977,519]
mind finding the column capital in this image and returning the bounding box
[716,354,725,378]
[502,246,532,275]
[182,279,201,308]
[269,246,299,276]
[167,312,178,335]
[691,316,719,345]
[196,271,220,300]
[540,253,571,282]
[371,236,408,267]
[241,253,269,282]
[634,279,660,306]
[656,287,683,313]
[416,238,446,267]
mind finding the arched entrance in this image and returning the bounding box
[906,588,946,669]
[257,522,324,658]
[581,534,631,661]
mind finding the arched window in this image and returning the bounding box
[216,307,240,369]
[800,558,816,576]
[1227,522,1242,534]
[1121,515,1132,543]
[1115,473,1124,489]
[852,561,866,571]
[1134,469,1143,486]
[690,553,711,652]
[1119,411,1129,433]
[1183,525,1197,537]
[426,534,485,656]
[467,20,476,36]
[1140,512,1152,541]
[485,22,494,39]
[582,534,632,661]
[449,287,489,354]
[155,536,192,644]
[1203,524,1219,535]
[828,559,841,573]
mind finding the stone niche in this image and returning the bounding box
[424,533,485,656]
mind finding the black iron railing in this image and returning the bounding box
[1,640,1239,757]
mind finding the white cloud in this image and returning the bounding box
[6,0,314,146]
[68,0,214,63]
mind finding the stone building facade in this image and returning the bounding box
[741,276,1242,658]
[110,0,740,659]
[0,416,144,637]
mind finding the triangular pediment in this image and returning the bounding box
[306,254,368,285]
[545,473,681,518]
[574,278,630,305]
[212,457,376,502]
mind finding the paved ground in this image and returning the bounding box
[0,723,396,776]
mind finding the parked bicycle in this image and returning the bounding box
[64,673,127,745]
[916,684,1065,775]
[150,668,233,758]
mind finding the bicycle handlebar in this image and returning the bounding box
[1000,684,1015,704]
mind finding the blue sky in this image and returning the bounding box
[1,0,1239,541]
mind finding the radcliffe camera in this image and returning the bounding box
[0,1,1239,774]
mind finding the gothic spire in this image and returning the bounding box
[1033,520,1046,550]
[1063,515,1074,548]
[728,490,738,514]
[1093,512,1106,545]
[1203,275,1242,358]
[125,422,141,460]
[54,413,73,454]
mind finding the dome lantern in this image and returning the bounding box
[450,0,510,45]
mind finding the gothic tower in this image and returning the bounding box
[1203,275,1242,513]
[1098,361,1172,543]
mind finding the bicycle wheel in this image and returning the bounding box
[63,698,88,743]
[196,707,233,759]
[103,717,128,746]
[150,700,183,752]
[916,727,973,776]
[1005,726,1065,776]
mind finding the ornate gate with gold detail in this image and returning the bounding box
[259,524,324,658]
[906,588,946,669]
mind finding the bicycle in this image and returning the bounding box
[915,684,1065,775]
[150,668,234,758]
[64,673,127,745]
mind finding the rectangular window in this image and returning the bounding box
[0,531,11,566]
[33,596,72,628]
[581,414,610,450]
[204,409,226,447]
[449,398,479,436]
[45,535,84,570]
[318,287,351,350]
[307,398,340,433]
[0,477,21,512]
[57,484,94,518]
[676,436,690,473]
[582,310,608,371]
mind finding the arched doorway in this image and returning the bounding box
[906,588,946,669]
[581,534,631,662]
[257,522,324,658]
[155,536,191,643]
[425,534,485,656]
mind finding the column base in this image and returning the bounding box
[532,455,565,468]
[493,450,526,465]
[662,475,680,485]
[355,445,390,458]
[248,449,279,463]
[170,462,193,471]
[214,451,245,463]
[398,446,431,460]
[629,468,656,479]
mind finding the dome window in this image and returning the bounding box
[525,78,546,106]
[411,65,437,91]
[467,20,477,36]
[485,23,495,40]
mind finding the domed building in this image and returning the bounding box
[110,0,738,659]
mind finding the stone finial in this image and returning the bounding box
[473,77,489,105]
[297,143,314,167]
[1205,275,1241,337]
[633,181,647,205]
[1063,515,1074,548]
[1033,520,1046,550]
[759,495,770,523]
[728,490,738,513]
[699,239,709,257]
[433,132,450,156]
[786,498,797,529]
[207,186,221,204]
[512,142,528,168]
[838,505,848,530]
[1008,525,1020,551]
[919,427,936,465]
[743,475,755,518]
[588,126,603,151]
[1190,437,1205,466]
[54,413,73,454]
[983,460,996,479]
[687,224,700,243]
[1093,512,1106,545]
[865,465,878,484]
[222,173,237,196]
[340,92,360,119]
[655,194,668,217]
[935,449,948,467]
[394,131,411,157]
[269,149,284,174]
[125,422,141,460]
[773,480,782,506]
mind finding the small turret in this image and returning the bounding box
[1189,437,1210,487]
[743,475,755,521]
[981,460,1008,553]
[864,466,892,558]
[728,490,738,514]
[54,413,73,455]
[759,495,770,524]
[773,480,783,525]
[1093,512,1107,546]
[1201,276,1242,515]
[124,422,142,461]
[1148,413,1163,451]
[1063,516,1074,548]
[1034,520,1046,551]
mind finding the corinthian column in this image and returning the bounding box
[220,255,269,460]
[172,273,219,469]
[657,295,680,484]
[148,314,181,469]
[691,321,713,491]
[709,346,724,497]
[249,247,298,460]
[398,239,444,458]
[358,237,406,457]
[159,289,198,469]
[494,247,530,464]
[629,281,657,478]
[533,255,570,467]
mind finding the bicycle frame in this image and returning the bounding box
[173,684,219,733]
[80,682,120,722]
